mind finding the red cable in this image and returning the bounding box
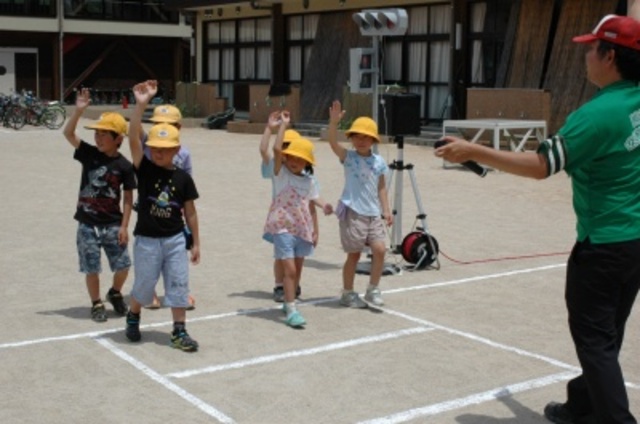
[438,249,570,265]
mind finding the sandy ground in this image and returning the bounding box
[0,118,638,424]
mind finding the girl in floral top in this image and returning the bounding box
[263,111,332,328]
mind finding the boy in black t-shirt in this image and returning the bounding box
[63,88,136,322]
[126,80,201,352]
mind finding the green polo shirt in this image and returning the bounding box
[554,80,640,243]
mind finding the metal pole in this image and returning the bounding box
[372,36,379,124]
[58,0,64,102]
[390,135,404,250]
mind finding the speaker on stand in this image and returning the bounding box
[381,93,439,270]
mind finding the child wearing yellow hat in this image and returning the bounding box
[125,80,201,352]
[139,103,195,311]
[62,88,136,323]
[259,111,318,303]
[328,100,392,308]
[263,111,332,327]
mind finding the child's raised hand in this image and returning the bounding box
[322,203,334,216]
[267,111,281,129]
[281,110,291,125]
[75,88,91,110]
[329,100,345,125]
[133,80,158,106]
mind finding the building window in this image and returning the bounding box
[383,4,451,123]
[286,14,318,82]
[204,17,271,106]
[468,0,513,87]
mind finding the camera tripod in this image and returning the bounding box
[386,135,440,270]
[355,135,439,275]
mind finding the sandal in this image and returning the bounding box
[186,295,196,311]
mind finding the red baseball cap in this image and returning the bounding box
[573,14,640,51]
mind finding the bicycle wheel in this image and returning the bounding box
[7,105,26,130]
[27,105,43,126]
[42,106,66,129]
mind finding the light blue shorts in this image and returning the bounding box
[130,233,190,308]
[273,233,314,259]
[77,222,131,274]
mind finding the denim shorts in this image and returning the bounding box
[130,233,190,308]
[273,233,314,259]
[77,222,131,274]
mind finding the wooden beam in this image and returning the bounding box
[121,41,159,81]
[63,40,118,99]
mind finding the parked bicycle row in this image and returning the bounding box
[1,90,66,130]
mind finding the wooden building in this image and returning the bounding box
[0,0,192,103]
[166,0,629,132]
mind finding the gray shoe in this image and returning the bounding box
[339,291,368,308]
[273,286,284,303]
[364,287,384,306]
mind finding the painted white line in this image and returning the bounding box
[0,310,241,349]
[0,264,565,350]
[167,326,431,379]
[384,263,567,294]
[95,337,235,424]
[378,306,581,373]
[357,371,579,424]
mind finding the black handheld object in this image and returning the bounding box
[434,140,488,177]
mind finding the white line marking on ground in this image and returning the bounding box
[357,371,579,424]
[0,264,565,350]
[95,337,235,424]
[385,263,567,294]
[167,326,430,379]
[378,306,581,373]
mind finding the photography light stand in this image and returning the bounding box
[352,8,409,276]
[387,135,425,250]
[387,135,440,270]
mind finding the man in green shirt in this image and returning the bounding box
[436,14,640,424]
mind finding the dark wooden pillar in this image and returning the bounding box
[272,3,284,84]
[52,35,61,101]
[451,0,467,119]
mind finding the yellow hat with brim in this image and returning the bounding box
[146,123,180,148]
[283,137,315,165]
[150,105,182,124]
[84,112,128,135]
[284,129,301,143]
[345,116,380,143]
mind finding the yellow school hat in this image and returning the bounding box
[345,116,380,143]
[145,123,180,148]
[150,105,182,124]
[283,137,315,165]
[84,112,128,135]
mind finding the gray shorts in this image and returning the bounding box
[77,222,131,274]
[339,207,387,253]
[130,233,190,308]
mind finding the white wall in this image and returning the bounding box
[0,51,16,95]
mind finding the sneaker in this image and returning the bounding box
[107,291,128,315]
[339,291,368,309]
[284,309,306,328]
[91,303,108,322]
[125,312,141,342]
[273,286,285,303]
[543,402,575,424]
[364,287,384,306]
[171,330,199,352]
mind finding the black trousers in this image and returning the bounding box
[565,238,640,424]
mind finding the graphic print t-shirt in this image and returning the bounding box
[73,141,136,226]
[134,156,199,238]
